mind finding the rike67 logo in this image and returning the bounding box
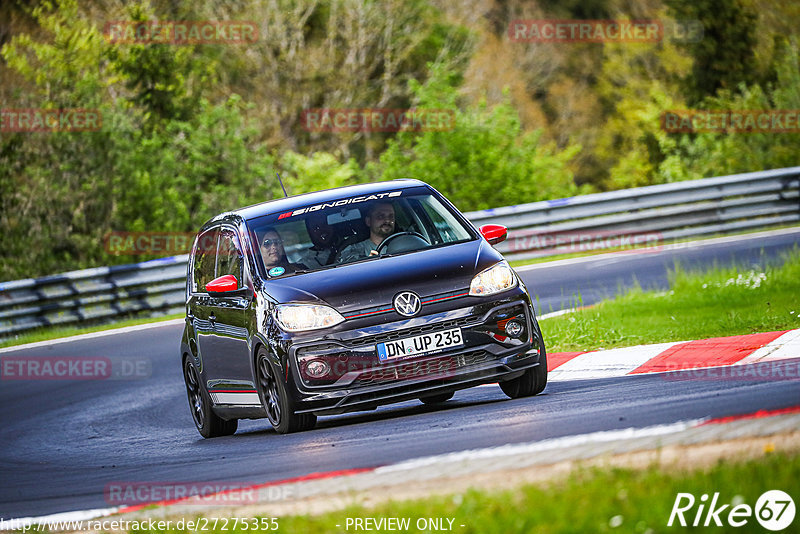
[669,490,795,531]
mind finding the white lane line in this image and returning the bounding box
[737,329,800,364]
[547,342,680,381]
[374,419,704,474]
[515,227,800,272]
[0,318,184,354]
[538,308,580,320]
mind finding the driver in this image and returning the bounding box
[338,202,395,263]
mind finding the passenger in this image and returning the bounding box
[297,212,338,269]
[338,202,395,263]
[259,227,303,275]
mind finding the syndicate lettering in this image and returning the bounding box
[280,191,403,218]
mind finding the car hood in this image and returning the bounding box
[263,239,503,314]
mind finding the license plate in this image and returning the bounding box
[377,328,463,361]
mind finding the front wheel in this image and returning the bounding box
[500,321,547,399]
[255,348,316,434]
[183,358,238,438]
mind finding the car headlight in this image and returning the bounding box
[469,261,518,296]
[274,304,345,332]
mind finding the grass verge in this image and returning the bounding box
[541,248,800,353]
[127,449,799,534]
[0,312,184,349]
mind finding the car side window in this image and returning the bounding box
[420,197,470,243]
[193,228,219,292]
[216,228,243,286]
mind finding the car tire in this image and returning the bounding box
[419,392,454,404]
[183,358,238,438]
[255,348,316,434]
[500,322,548,399]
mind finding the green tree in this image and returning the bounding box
[379,64,586,211]
[666,0,760,104]
[593,16,694,189]
[0,0,279,279]
[657,41,800,180]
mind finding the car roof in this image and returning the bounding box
[232,179,429,221]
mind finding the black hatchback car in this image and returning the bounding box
[180,180,547,437]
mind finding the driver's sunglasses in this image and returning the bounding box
[261,238,283,248]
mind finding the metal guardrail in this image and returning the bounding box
[0,256,188,337]
[465,166,800,261]
[1,167,799,338]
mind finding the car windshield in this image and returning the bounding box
[247,189,475,277]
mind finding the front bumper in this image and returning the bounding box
[295,348,542,415]
[284,294,543,415]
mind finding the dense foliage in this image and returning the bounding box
[0,0,797,279]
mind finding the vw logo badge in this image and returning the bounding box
[393,291,422,317]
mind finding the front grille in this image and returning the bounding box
[344,316,478,348]
[355,350,491,385]
[342,289,469,320]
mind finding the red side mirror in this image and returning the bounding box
[206,274,239,294]
[479,224,508,245]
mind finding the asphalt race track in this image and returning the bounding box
[1,229,799,518]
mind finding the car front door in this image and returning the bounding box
[202,226,259,406]
[188,227,218,377]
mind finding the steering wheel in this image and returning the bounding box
[375,231,429,255]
